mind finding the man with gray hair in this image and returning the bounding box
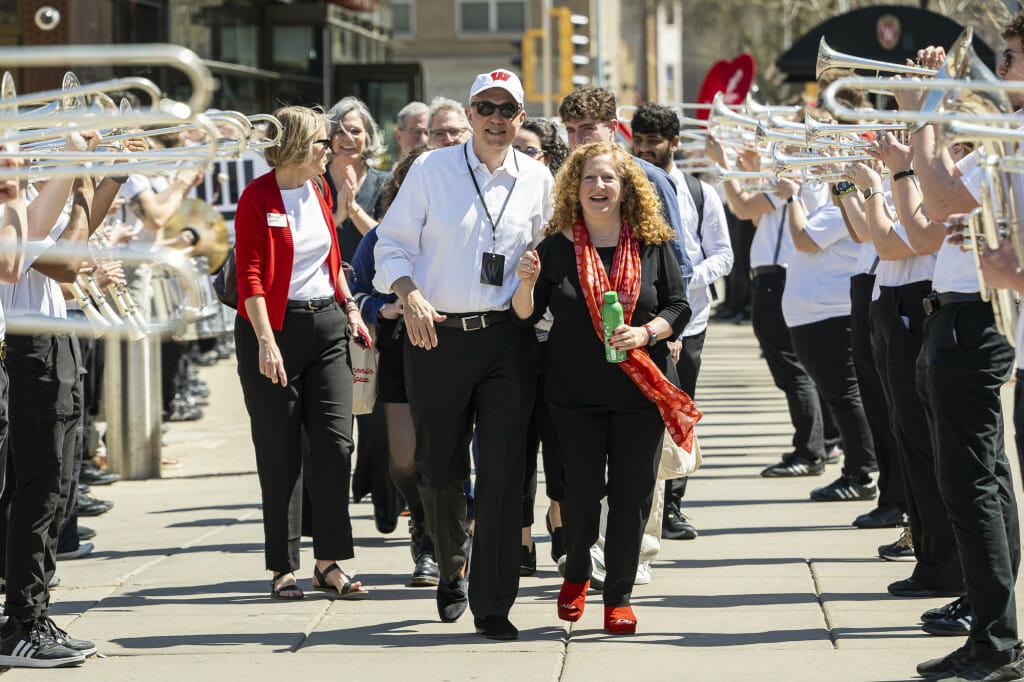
[428,97,471,147]
[393,101,430,158]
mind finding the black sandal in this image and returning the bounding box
[313,563,370,599]
[271,572,304,600]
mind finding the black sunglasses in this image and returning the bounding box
[471,100,521,119]
[313,138,332,147]
[514,145,541,157]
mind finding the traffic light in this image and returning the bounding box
[511,29,543,102]
[553,8,589,95]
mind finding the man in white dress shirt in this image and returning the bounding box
[373,69,553,641]
[631,104,733,545]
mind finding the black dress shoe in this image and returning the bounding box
[77,526,96,542]
[520,544,536,577]
[852,505,907,529]
[77,494,114,517]
[80,463,120,487]
[545,515,564,563]
[436,576,468,622]
[410,538,440,588]
[888,576,963,598]
[474,615,518,641]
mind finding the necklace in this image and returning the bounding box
[590,230,618,243]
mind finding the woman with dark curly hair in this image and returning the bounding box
[515,118,568,175]
[511,142,699,633]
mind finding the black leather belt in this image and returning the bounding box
[922,291,983,315]
[435,310,508,331]
[750,265,785,279]
[286,296,335,310]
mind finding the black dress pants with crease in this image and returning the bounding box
[2,334,77,624]
[404,321,535,619]
[917,300,1021,664]
[789,315,876,482]
[750,270,825,462]
[874,283,961,591]
[551,400,665,607]
[849,275,899,504]
[236,303,355,573]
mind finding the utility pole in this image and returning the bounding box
[542,0,552,117]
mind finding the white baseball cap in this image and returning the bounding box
[469,69,525,107]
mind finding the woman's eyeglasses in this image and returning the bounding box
[514,145,541,158]
[471,101,522,119]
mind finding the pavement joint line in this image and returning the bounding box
[807,560,837,649]
[554,619,571,681]
[289,599,333,653]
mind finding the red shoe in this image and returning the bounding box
[604,606,637,634]
[557,580,589,622]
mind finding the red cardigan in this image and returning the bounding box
[235,170,345,330]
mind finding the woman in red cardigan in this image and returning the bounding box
[235,105,372,601]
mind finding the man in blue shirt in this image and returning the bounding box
[559,87,693,285]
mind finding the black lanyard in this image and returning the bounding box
[772,203,787,266]
[464,144,518,251]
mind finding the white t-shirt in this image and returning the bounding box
[782,203,860,327]
[875,221,936,288]
[750,182,830,269]
[279,181,334,301]
[0,211,69,321]
[118,174,169,250]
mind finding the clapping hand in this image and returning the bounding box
[516,250,540,286]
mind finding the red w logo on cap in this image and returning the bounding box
[491,71,511,81]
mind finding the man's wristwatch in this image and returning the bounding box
[643,324,657,346]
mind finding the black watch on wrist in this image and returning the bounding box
[831,181,855,197]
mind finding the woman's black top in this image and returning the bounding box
[518,232,690,409]
[325,165,388,263]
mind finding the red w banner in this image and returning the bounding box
[696,54,756,121]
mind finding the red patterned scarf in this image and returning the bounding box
[572,218,702,448]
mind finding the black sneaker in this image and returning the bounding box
[519,543,536,576]
[761,455,825,478]
[42,618,96,657]
[824,445,843,465]
[878,527,915,561]
[663,500,698,539]
[810,476,877,502]
[917,645,973,677]
[410,537,440,588]
[923,597,968,623]
[0,618,85,668]
[852,505,907,529]
[78,526,97,542]
[926,651,1024,681]
[79,462,120,486]
[922,597,972,637]
[77,494,114,517]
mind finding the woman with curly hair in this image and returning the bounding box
[511,142,698,633]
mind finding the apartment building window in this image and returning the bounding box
[393,0,413,35]
[219,25,259,69]
[458,0,525,34]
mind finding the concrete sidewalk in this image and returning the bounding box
[16,319,1018,681]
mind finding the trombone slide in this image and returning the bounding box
[68,280,110,337]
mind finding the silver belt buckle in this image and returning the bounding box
[461,314,486,331]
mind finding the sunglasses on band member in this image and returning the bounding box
[471,100,522,119]
[514,145,541,157]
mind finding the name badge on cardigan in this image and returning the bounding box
[267,213,287,227]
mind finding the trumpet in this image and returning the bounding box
[804,115,906,145]
[816,36,936,82]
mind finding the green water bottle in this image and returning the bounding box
[602,291,626,363]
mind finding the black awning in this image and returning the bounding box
[776,5,996,82]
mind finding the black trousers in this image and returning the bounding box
[235,303,355,572]
[917,301,1021,663]
[2,334,78,623]
[873,284,962,591]
[551,400,664,607]
[850,275,899,504]
[404,321,534,618]
[1015,368,1024,486]
[723,212,754,316]
[666,330,706,504]
[523,338,564,527]
[789,316,876,481]
[0,361,8,499]
[750,269,825,462]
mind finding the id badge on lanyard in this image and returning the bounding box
[466,145,517,287]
